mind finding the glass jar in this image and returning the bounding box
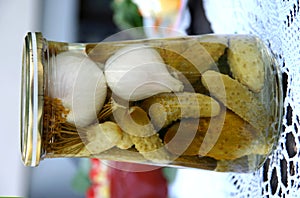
[20,32,282,172]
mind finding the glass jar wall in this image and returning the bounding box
[21,32,282,172]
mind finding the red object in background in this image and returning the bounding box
[86,184,97,198]
[109,162,168,198]
[89,159,101,182]
[87,159,168,198]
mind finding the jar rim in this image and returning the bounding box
[20,32,44,167]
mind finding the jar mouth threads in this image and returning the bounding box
[20,32,44,167]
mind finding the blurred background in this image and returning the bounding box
[0,0,233,197]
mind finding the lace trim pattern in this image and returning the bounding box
[203,0,300,197]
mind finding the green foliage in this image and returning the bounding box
[162,167,178,184]
[71,159,91,194]
[111,0,143,30]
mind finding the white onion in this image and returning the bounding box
[49,51,107,127]
[104,44,184,101]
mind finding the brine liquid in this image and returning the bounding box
[42,35,281,172]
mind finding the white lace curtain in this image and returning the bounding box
[203,0,300,197]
